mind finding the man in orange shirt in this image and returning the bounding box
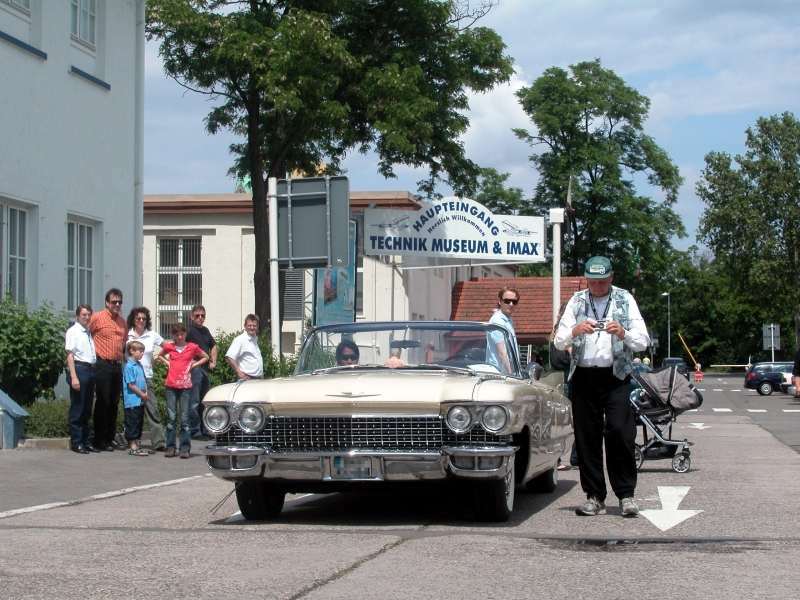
[89,287,127,451]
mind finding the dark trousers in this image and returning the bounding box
[571,366,636,502]
[93,358,122,447]
[124,406,144,441]
[189,367,210,435]
[68,363,95,447]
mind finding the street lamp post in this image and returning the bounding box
[661,291,671,358]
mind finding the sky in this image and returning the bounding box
[143,0,800,250]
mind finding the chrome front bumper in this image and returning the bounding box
[205,445,517,482]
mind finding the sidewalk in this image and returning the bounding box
[0,441,210,514]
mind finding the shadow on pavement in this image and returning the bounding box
[214,479,578,528]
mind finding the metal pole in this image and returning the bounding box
[268,177,281,357]
[771,324,775,362]
[549,208,565,326]
[667,293,671,358]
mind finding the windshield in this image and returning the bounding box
[296,322,521,377]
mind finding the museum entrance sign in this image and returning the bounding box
[364,197,546,263]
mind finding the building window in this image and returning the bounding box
[282,270,305,320]
[1,205,28,303]
[70,0,96,47]
[156,237,201,338]
[67,220,94,310]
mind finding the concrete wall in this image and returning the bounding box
[0,1,141,310]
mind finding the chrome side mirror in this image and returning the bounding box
[527,362,543,381]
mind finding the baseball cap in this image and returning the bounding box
[584,256,613,279]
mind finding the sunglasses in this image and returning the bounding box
[109,300,123,305]
[193,314,206,319]
[502,298,519,305]
[340,354,357,361]
[134,316,147,321]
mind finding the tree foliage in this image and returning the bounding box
[697,112,800,350]
[513,59,684,287]
[146,0,513,326]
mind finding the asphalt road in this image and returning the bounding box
[2,375,800,600]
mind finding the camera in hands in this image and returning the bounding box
[593,320,607,331]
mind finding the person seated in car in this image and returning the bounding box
[335,339,360,366]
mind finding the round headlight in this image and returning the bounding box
[237,405,265,433]
[204,405,229,433]
[481,405,508,432]
[446,406,472,433]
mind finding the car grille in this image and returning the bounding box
[213,416,511,451]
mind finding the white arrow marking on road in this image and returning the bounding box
[687,422,711,430]
[712,408,732,412]
[640,486,703,532]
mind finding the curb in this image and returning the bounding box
[16,437,70,450]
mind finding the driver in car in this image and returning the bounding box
[335,340,360,366]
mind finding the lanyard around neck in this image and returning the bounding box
[588,293,611,321]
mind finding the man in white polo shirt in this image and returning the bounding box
[65,304,98,454]
[225,314,264,381]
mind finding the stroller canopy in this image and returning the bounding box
[631,365,703,414]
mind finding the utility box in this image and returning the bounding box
[0,389,29,449]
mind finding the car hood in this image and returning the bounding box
[203,370,486,415]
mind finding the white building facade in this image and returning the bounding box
[143,192,515,353]
[0,1,145,310]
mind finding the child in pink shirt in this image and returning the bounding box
[156,324,208,458]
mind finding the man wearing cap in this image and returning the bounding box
[554,256,650,517]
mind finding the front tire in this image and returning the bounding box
[473,460,515,522]
[235,480,285,520]
[758,382,773,396]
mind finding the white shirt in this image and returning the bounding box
[127,328,164,378]
[65,322,96,364]
[225,332,264,378]
[554,291,650,367]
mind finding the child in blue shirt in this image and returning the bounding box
[123,340,150,456]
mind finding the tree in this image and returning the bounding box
[697,112,800,350]
[472,167,525,215]
[512,59,684,286]
[146,0,513,328]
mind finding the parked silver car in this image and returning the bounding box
[202,320,573,522]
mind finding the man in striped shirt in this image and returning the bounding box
[89,288,127,451]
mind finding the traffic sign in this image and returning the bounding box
[762,323,780,351]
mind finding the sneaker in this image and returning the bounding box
[575,497,606,516]
[179,449,190,459]
[164,447,176,458]
[620,497,639,518]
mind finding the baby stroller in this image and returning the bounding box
[629,366,704,473]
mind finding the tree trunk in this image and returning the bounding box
[247,97,271,333]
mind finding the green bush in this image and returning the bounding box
[0,297,68,406]
[25,399,71,438]
[25,397,125,439]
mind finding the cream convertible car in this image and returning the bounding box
[202,321,573,522]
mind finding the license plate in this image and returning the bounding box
[332,456,372,479]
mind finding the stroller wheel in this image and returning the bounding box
[672,452,691,473]
[634,446,644,471]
